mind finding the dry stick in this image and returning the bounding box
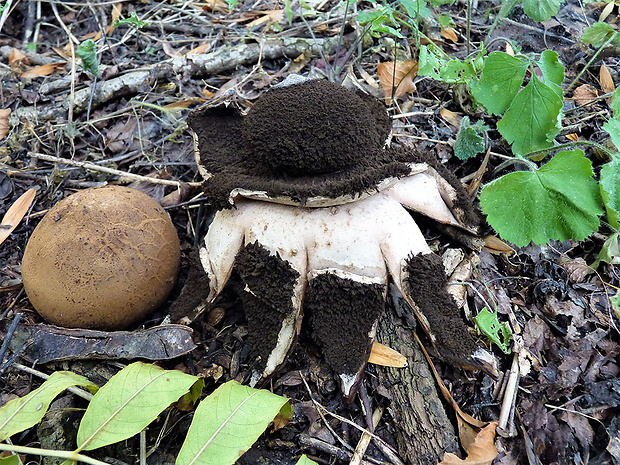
[350,406,384,465]
[297,435,379,465]
[12,362,94,401]
[28,152,201,188]
[497,353,519,437]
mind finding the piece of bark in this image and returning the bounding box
[6,323,196,363]
[374,287,458,464]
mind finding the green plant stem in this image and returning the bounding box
[0,444,109,465]
[466,0,471,56]
[525,140,616,159]
[566,35,615,93]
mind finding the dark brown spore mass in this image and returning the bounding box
[235,241,300,371]
[403,253,479,365]
[243,80,385,176]
[305,272,385,377]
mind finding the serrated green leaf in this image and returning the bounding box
[603,119,620,150]
[76,362,199,451]
[295,456,319,465]
[176,381,293,465]
[454,116,487,160]
[76,39,99,77]
[0,371,95,441]
[581,21,620,47]
[112,11,149,28]
[537,50,564,97]
[481,150,603,246]
[601,157,620,229]
[470,52,529,115]
[497,74,562,155]
[473,308,512,354]
[522,0,561,21]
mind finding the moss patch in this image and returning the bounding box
[305,272,385,378]
[403,253,479,366]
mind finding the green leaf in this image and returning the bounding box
[76,362,199,451]
[497,74,562,155]
[112,12,149,28]
[537,50,564,97]
[592,232,620,268]
[295,456,319,465]
[603,118,620,150]
[76,39,99,77]
[581,21,620,47]
[454,116,487,160]
[470,52,529,115]
[498,0,519,18]
[522,0,561,21]
[399,0,431,18]
[480,150,603,246]
[177,381,293,465]
[418,46,477,84]
[610,87,620,115]
[0,371,95,441]
[600,157,620,229]
[473,308,512,354]
[611,292,620,321]
[0,455,21,465]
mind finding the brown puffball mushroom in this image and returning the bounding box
[21,186,180,330]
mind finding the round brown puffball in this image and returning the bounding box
[22,186,180,330]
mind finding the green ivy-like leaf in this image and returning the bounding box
[603,119,620,150]
[581,21,620,47]
[76,362,200,452]
[0,455,21,465]
[611,292,620,320]
[592,232,620,268]
[473,308,512,354]
[0,371,96,441]
[177,381,293,465]
[610,87,620,115]
[418,46,477,84]
[522,0,561,21]
[497,74,562,155]
[400,0,431,18]
[112,11,149,28]
[537,50,564,96]
[601,157,620,229]
[454,116,487,160]
[76,39,99,77]
[480,150,603,246]
[470,52,529,115]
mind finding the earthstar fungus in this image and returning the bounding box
[188,78,497,396]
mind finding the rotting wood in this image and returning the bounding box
[374,287,459,465]
[8,36,343,123]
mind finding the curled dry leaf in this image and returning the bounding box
[8,48,28,68]
[0,188,36,247]
[441,27,458,42]
[600,2,615,23]
[377,60,418,103]
[600,63,615,95]
[566,133,580,141]
[0,109,10,141]
[573,84,598,106]
[368,341,407,368]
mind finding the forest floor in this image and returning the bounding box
[0,0,619,464]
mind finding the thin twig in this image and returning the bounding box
[28,152,201,188]
[0,444,109,465]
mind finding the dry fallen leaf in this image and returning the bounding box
[201,0,230,13]
[368,341,407,367]
[439,422,499,465]
[8,48,28,68]
[600,63,615,94]
[505,42,515,56]
[111,2,122,24]
[572,84,598,106]
[244,9,284,28]
[0,189,36,247]
[187,43,211,55]
[441,27,458,42]
[163,98,208,110]
[377,60,418,103]
[440,107,461,129]
[566,133,580,141]
[20,62,66,79]
[483,235,515,255]
[0,109,10,141]
[600,1,615,22]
